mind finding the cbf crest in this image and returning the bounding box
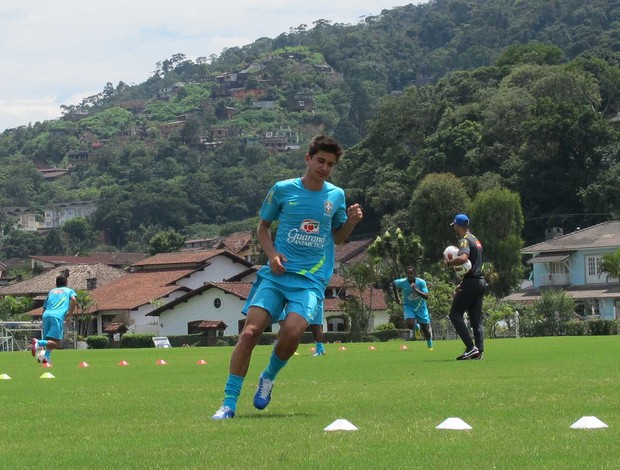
[324,200,333,215]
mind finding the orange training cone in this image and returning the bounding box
[78,362,90,368]
[338,346,347,351]
[310,347,316,352]
[368,346,376,351]
[156,359,168,365]
[42,362,53,368]
[118,360,129,366]
[196,359,207,365]
[400,344,409,351]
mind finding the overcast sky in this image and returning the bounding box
[0,1,427,133]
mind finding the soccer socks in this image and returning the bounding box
[44,349,52,361]
[38,339,48,348]
[426,337,433,348]
[262,351,288,381]
[223,374,244,412]
[315,342,325,354]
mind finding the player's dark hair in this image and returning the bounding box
[308,135,344,160]
[406,265,416,274]
[56,275,68,287]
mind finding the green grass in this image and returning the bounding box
[1,337,619,469]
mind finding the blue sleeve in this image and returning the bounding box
[332,189,347,230]
[259,183,281,222]
[417,279,428,294]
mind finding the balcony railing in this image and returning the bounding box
[538,274,570,286]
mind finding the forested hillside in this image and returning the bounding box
[0,0,618,267]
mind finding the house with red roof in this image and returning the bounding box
[147,273,387,337]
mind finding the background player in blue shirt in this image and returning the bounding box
[30,275,76,364]
[392,266,433,350]
[213,135,363,420]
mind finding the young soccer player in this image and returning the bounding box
[212,135,363,419]
[392,266,433,350]
[30,275,77,364]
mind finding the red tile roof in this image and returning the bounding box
[197,320,228,329]
[132,249,252,268]
[87,269,194,311]
[323,288,387,312]
[335,238,373,263]
[103,323,127,334]
[217,231,253,254]
[30,252,147,267]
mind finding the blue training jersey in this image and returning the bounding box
[393,277,429,316]
[43,286,76,319]
[260,177,347,289]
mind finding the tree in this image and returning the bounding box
[530,290,576,336]
[42,229,66,255]
[149,229,185,255]
[0,296,34,320]
[468,188,524,296]
[341,258,380,342]
[62,217,96,252]
[74,290,97,338]
[600,249,620,282]
[409,173,469,262]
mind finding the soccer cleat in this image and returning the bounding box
[42,358,49,365]
[30,338,38,357]
[414,328,422,340]
[427,347,434,352]
[313,349,326,356]
[253,374,275,410]
[211,406,235,420]
[456,346,480,360]
[472,353,484,360]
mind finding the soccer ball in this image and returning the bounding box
[443,245,472,277]
[36,349,46,363]
[443,245,459,260]
[453,260,472,277]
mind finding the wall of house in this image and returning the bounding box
[158,289,277,336]
[600,298,616,320]
[175,257,252,290]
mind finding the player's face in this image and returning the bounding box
[305,151,338,181]
[406,269,415,281]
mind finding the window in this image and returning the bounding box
[298,101,305,107]
[213,298,222,309]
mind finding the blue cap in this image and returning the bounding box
[451,214,469,226]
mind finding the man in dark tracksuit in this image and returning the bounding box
[446,213,486,360]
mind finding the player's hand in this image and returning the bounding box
[347,204,363,224]
[269,253,287,275]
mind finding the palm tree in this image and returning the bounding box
[600,249,620,282]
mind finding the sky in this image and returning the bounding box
[0,1,426,133]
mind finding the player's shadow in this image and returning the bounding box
[240,412,314,420]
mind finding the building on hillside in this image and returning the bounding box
[504,220,620,320]
[183,238,220,251]
[158,82,185,99]
[262,126,300,152]
[288,93,314,112]
[29,252,147,272]
[44,201,97,228]
[37,167,73,180]
[4,207,42,231]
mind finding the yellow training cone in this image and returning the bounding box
[0,373,11,380]
[40,372,55,379]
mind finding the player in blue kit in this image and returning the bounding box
[392,266,433,350]
[212,135,363,420]
[30,275,77,364]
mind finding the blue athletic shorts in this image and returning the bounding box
[403,305,430,324]
[245,274,323,325]
[43,315,64,341]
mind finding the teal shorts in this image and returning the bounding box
[403,305,430,324]
[43,315,64,341]
[245,275,323,325]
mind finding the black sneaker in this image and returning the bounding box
[456,346,480,360]
[472,353,484,360]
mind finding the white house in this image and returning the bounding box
[504,220,620,320]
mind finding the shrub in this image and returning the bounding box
[588,320,616,336]
[86,335,109,349]
[369,329,410,342]
[565,320,589,336]
[374,322,396,331]
[120,333,155,348]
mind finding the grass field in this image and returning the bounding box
[1,336,619,469]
